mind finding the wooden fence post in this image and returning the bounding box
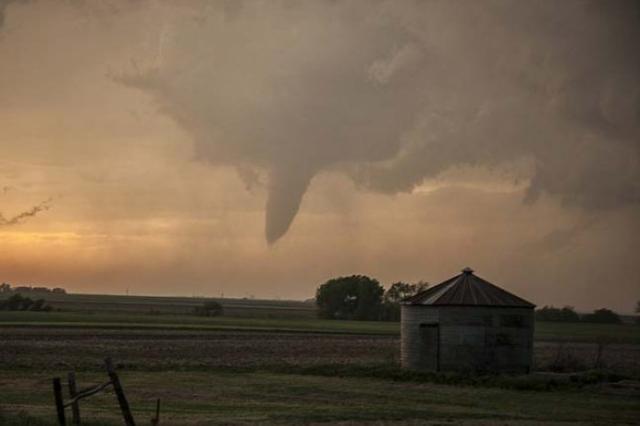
[52,377,66,426]
[104,357,136,426]
[151,398,160,425]
[67,371,81,425]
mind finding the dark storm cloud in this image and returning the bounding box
[0,0,26,28]
[2,0,639,311]
[113,0,640,243]
[356,1,640,204]
[0,198,51,227]
[5,0,637,243]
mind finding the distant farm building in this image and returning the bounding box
[401,268,535,373]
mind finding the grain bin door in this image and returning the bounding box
[419,323,440,371]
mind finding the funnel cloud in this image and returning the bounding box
[110,0,640,243]
[0,0,639,311]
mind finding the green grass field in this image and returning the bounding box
[3,291,638,343]
[1,310,639,343]
[1,293,639,425]
[0,292,316,318]
[0,310,399,335]
[1,370,639,425]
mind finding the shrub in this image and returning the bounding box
[194,300,223,317]
[535,306,580,322]
[30,298,46,311]
[547,343,588,372]
[0,294,51,312]
[582,308,622,324]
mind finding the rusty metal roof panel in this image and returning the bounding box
[402,267,535,308]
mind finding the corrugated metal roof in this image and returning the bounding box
[402,267,535,308]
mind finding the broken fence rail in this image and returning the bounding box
[52,357,157,426]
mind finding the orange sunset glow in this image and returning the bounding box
[1,0,638,312]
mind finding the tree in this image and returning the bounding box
[384,281,427,304]
[535,306,580,322]
[315,275,384,320]
[1,294,27,310]
[582,308,621,324]
[381,281,429,321]
[0,294,51,311]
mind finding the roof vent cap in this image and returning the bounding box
[462,266,474,274]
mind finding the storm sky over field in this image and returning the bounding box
[0,0,638,311]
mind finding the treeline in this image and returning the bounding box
[0,293,52,312]
[315,275,428,321]
[536,306,625,324]
[0,283,66,294]
[314,275,637,324]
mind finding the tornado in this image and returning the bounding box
[264,166,314,245]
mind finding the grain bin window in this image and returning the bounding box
[500,314,525,328]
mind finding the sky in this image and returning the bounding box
[0,0,638,312]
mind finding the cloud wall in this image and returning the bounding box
[111,0,640,242]
[0,0,638,311]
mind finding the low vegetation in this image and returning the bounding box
[0,301,639,424]
[2,369,638,425]
[0,282,66,295]
[536,305,625,324]
[582,308,622,324]
[0,288,638,424]
[536,305,581,322]
[0,290,316,319]
[0,294,51,312]
[193,300,224,317]
[1,310,639,344]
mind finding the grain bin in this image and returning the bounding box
[401,267,535,373]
